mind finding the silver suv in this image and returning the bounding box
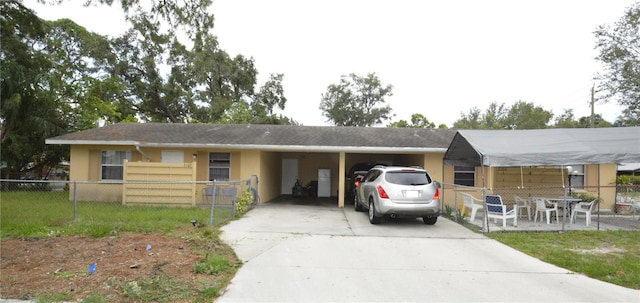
[354,165,440,225]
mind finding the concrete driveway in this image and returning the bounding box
[216,197,639,302]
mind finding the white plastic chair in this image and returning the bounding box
[630,199,640,220]
[570,200,595,226]
[533,197,558,224]
[201,186,214,204]
[460,192,483,221]
[513,195,532,220]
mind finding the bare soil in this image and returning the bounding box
[0,231,235,302]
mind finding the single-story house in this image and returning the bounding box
[45,123,457,207]
[45,124,640,211]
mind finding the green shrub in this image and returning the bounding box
[617,175,640,185]
[570,192,601,203]
[235,190,253,217]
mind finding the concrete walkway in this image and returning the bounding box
[216,198,639,302]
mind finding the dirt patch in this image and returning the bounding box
[0,231,235,302]
[569,244,625,255]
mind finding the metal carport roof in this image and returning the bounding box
[443,127,640,167]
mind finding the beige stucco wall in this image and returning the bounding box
[586,163,617,210]
[258,151,281,203]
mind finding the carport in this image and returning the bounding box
[443,127,640,230]
[254,126,457,208]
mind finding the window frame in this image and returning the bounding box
[454,166,475,187]
[566,164,585,190]
[208,152,231,181]
[100,150,131,181]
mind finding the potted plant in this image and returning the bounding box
[614,175,638,213]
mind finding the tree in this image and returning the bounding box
[453,102,509,129]
[594,2,640,125]
[614,107,640,126]
[387,113,436,128]
[503,101,553,129]
[1,1,69,178]
[453,101,552,129]
[254,73,287,117]
[44,18,124,130]
[452,107,483,129]
[319,73,393,126]
[1,0,296,179]
[578,114,613,128]
[553,109,581,128]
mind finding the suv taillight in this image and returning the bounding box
[377,185,389,199]
[432,187,440,200]
[354,180,361,187]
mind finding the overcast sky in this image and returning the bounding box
[31,0,637,127]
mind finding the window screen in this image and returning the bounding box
[101,150,131,180]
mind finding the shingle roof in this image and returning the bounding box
[46,123,457,152]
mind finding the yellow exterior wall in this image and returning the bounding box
[586,163,617,211]
[423,153,444,182]
[69,146,134,202]
[258,151,281,203]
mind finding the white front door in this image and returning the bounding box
[281,159,298,195]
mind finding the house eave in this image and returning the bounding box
[45,139,447,154]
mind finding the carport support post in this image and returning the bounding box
[562,177,569,232]
[482,186,488,233]
[480,159,488,233]
[338,152,346,208]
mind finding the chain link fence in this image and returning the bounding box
[0,176,259,233]
[441,182,640,233]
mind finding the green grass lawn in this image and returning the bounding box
[0,191,233,238]
[489,231,640,290]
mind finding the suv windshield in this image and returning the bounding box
[385,171,432,185]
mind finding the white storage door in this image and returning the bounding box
[281,159,298,195]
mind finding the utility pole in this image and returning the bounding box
[590,83,595,128]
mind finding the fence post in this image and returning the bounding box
[208,182,216,225]
[561,185,568,232]
[453,185,459,220]
[73,181,77,221]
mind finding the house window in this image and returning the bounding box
[567,165,585,190]
[101,150,131,180]
[209,153,230,181]
[161,150,184,163]
[454,166,475,187]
